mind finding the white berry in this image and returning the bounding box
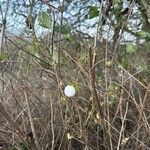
[64,85,76,97]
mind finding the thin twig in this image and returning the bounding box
[116,102,129,150]
[0,0,9,52]
[0,0,9,99]
[24,87,41,150]
[50,93,55,150]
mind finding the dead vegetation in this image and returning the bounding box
[0,33,149,150]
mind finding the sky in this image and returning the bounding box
[0,0,143,44]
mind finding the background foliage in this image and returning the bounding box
[0,0,150,149]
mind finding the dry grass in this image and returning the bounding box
[0,33,149,150]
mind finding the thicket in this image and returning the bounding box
[0,0,150,150]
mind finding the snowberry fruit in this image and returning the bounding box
[64,85,76,97]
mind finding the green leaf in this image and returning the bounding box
[0,52,9,62]
[137,31,150,38]
[29,43,40,59]
[126,44,136,54]
[38,11,52,28]
[114,0,122,3]
[54,25,71,34]
[64,33,75,41]
[88,6,99,19]
[52,49,59,64]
